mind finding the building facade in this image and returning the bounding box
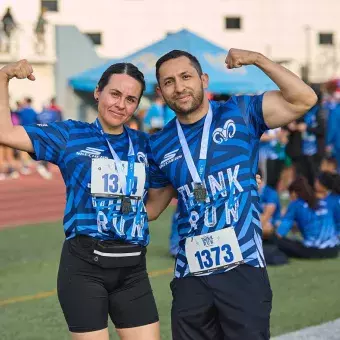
[0,0,339,111]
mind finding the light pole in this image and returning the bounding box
[303,25,312,83]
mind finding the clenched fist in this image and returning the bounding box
[225,48,260,69]
[0,59,35,81]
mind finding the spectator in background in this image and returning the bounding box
[34,7,47,54]
[144,91,165,131]
[265,128,288,189]
[144,88,175,131]
[298,89,325,184]
[326,100,340,173]
[46,97,63,121]
[276,176,339,259]
[1,7,16,53]
[314,172,340,238]
[285,102,325,185]
[17,97,38,125]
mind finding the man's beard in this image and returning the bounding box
[165,87,204,116]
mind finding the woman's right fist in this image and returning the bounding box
[0,60,35,81]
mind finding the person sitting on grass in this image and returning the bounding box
[275,176,339,259]
[314,171,340,238]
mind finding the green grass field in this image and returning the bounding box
[1,207,340,340]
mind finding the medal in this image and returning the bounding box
[121,196,132,214]
[176,105,213,204]
[194,183,207,202]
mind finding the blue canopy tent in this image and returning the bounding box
[69,29,277,95]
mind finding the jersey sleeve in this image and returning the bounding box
[23,121,70,165]
[276,201,297,236]
[146,140,171,188]
[236,94,268,138]
[265,188,278,205]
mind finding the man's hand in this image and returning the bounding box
[0,60,35,81]
[225,48,260,69]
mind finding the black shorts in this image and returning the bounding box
[57,239,159,333]
[171,264,272,340]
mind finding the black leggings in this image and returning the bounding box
[277,237,339,259]
[266,159,285,188]
[294,155,319,187]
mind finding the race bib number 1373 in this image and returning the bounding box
[185,228,243,275]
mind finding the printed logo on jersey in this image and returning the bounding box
[159,148,182,169]
[212,119,236,144]
[76,147,107,158]
[137,152,149,167]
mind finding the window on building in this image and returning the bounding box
[41,0,58,12]
[319,33,333,45]
[86,33,102,45]
[225,17,241,29]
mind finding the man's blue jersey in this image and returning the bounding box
[24,120,163,246]
[150,95,268,278]
[259,185,281,226]
[277,198,339,248]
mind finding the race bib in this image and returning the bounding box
[91,158,146,198]
[185,228,243,275]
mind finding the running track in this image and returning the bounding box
[0,167,177,229]
[0,166,65,229]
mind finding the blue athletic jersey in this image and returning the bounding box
[259,185,281,226]
[266,129,285,160]
[327,193,340,237]
[277,198,339,248]
[150,95,268,278]
[259,140,270,161]
[327,104,340,151]
[24,120,163,246]
[18,106,38,125]
[302,106,317,156]
[38,108,61,124]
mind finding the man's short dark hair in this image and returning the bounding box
[155,50,203,83]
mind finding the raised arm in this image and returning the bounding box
[146,185,177,221]
[0,60,36,152]
[226,49,317,129]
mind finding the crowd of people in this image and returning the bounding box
[255,83,340,264]
[0,96,62,180]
